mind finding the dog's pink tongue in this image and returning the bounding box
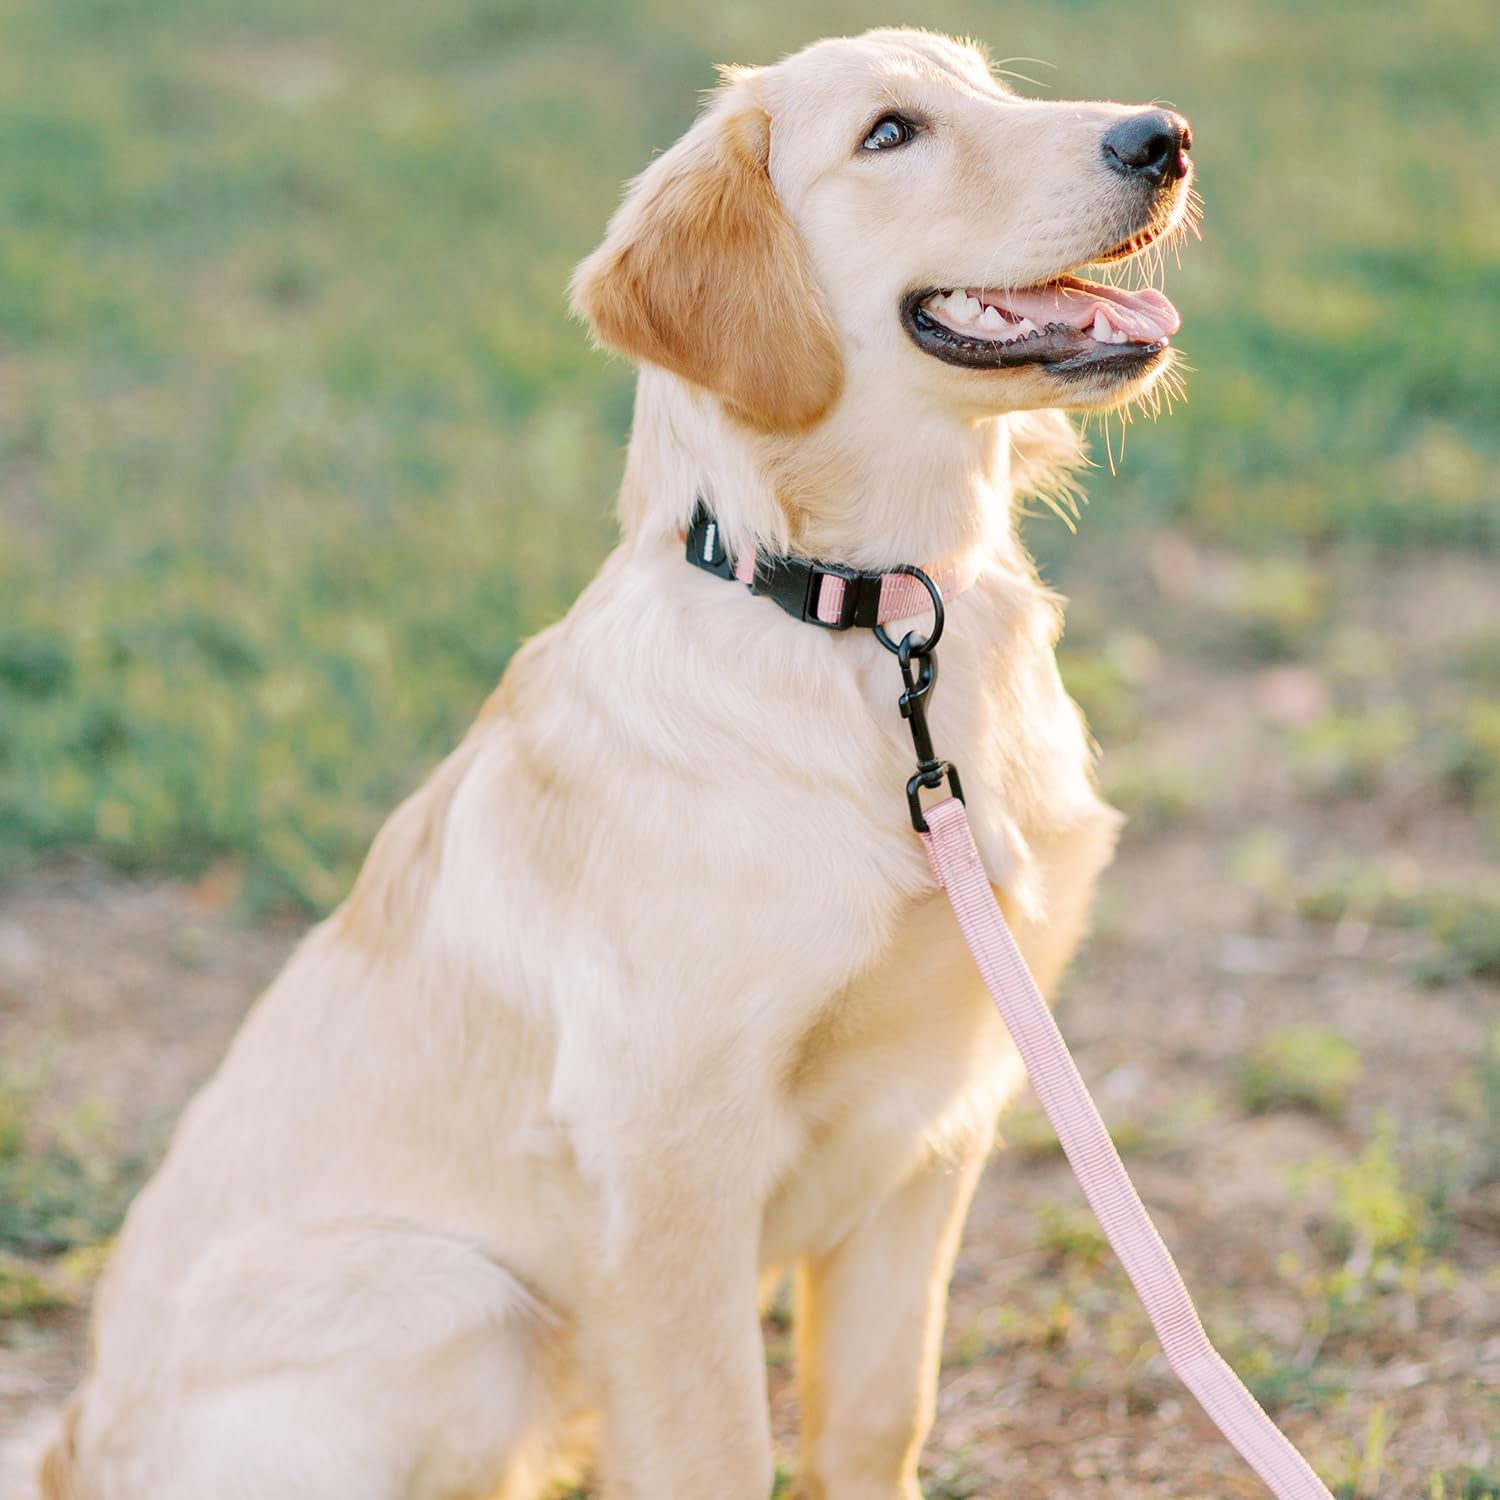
[989,279,1180,342]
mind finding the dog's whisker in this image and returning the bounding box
[993,68,1052,90]
[990,55,1057,91]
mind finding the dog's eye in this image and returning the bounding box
[862,115,915,151]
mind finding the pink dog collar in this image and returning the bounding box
[683,500,975,630]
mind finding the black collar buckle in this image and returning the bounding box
[751,554,878,631]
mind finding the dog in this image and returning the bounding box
[33,27,1193,1499]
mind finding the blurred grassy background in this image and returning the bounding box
[0,0,1494,913]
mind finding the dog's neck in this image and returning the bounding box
[618,366,1029,573]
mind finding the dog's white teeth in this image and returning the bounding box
[960,294,984,324]
[1086,311,1133,345]
[1011,317,1040,338]
[978,305,1006,332]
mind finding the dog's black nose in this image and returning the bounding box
[1102,110,1191,184]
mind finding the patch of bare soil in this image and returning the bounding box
[0,874,298,1433]
[2,548,1497,1496]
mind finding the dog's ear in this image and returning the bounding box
[571,82,842,434]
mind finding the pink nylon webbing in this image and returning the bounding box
[921,796,1332,1500]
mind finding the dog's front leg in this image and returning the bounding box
[793,1146,987,1500]
[588,1158,775,1499]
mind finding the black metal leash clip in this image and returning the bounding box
[873,566,964,833]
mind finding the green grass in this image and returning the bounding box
[0,1079,140,1262]
[0,0,1495,908]
[1033,1200,1110,1271]
[1239,1026,1362,1121]
[1426,1470,1500,1500]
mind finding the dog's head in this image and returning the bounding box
[572,28,1195,437]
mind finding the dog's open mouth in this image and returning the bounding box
[903,274,1180,377]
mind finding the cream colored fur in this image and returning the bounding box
[29,28,1191,1500]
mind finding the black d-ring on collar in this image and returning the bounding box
[873,564,944,658]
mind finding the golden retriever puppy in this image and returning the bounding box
[36,27,1193,1500]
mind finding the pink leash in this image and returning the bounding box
[920,796,1332,1498]
[683,512,1332,1494]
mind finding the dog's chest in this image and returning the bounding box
[758,886,1022,1267]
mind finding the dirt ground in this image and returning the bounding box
[1,544,1496,1496]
